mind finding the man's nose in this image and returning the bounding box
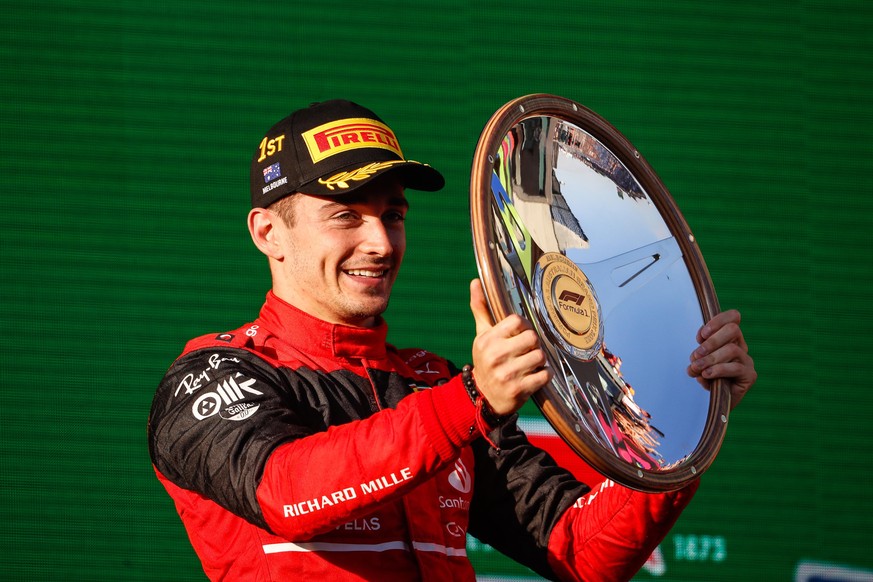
[359,219,394,256]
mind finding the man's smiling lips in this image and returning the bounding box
[342,266,393,288]
[345,268,388,278]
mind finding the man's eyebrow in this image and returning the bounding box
[388,196,410,209]
[320,194,409,210]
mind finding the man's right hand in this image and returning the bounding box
[468,278,552,416]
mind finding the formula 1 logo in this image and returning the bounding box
[448,458,471,494]
[558,289,586,305]
[192,373,263,421]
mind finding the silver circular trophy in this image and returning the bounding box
[470,94,729,491]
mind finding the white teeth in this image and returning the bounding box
[347,269,385,278]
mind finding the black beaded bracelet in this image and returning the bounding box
[461,364,478,401]
[461,364,504,428]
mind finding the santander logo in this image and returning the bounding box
[448,459,471,493]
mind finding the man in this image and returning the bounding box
[148,100,756,581]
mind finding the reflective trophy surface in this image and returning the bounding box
[470,94,729,491]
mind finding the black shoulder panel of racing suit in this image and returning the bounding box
[148,347,306,530]
[147,346,397,531]
[468,419,590,580]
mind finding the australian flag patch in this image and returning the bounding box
[263,163,282,183]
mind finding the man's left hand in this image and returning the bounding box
[687,309,757,410]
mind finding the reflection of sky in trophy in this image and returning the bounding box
[602,259,708,464]
[550,130,708,465]
[555,148,670,264]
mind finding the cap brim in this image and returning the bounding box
[298,160,445,196]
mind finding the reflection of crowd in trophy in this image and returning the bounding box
[596,345,666,468]
[555,123,645,201]
[495,122,590,258]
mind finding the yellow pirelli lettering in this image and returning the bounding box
[302,118,403,163]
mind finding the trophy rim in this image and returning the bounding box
[469,93,730,491]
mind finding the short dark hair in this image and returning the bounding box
[269,194,297,226]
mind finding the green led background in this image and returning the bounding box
[2,1,871,580]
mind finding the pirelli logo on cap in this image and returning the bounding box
[302,117,403,163]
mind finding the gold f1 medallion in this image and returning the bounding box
[536,252,603,360]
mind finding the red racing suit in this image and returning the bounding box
[148,291,698,581]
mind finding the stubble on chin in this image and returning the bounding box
[346,290,391,323]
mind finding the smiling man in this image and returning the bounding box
[148,100,756,581]
[250,179,409,328]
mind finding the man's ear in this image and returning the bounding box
[248,208,284,260]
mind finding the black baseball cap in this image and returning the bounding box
[250,100,445,208]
